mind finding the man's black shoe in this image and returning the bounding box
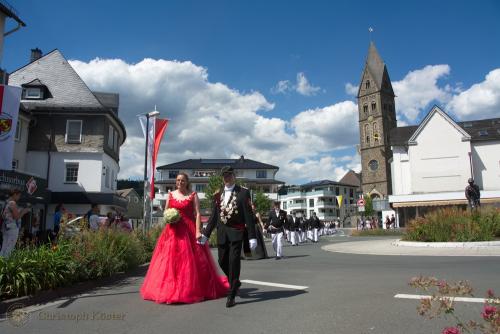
[275,256,282,260]
[226,296,236,308]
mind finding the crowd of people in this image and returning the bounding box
[0,194,133,258]
[356,214,396,230]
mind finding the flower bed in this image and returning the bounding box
[0,227,162,300]
[403,207,500,242]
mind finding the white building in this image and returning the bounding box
[389,106,500,225]
[8,49,127,228]
[279,176,360,223]
[156,156,284,200]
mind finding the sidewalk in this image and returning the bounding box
[322,238,500,256]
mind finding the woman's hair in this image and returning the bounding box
[176,172,192,191]
[9,188,22,197]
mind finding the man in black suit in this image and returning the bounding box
[287,212,301,246]
[310,212,321,243]
[265,201,287,259]
[203,166,257,308]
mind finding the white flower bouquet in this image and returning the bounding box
[163,208,181,225]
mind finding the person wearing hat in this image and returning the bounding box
[265,201,287,259]
[203,165,257,308]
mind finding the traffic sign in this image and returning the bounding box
[357,199,365,206]
[358,206,365,212]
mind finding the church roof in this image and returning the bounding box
[339,170,361,188]
[365,42,385,89]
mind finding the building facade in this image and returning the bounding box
[156,156,284,200]
[8,49,127,228]
[357,42,397,199]
[389,106,500,225]
[278,178,360,223]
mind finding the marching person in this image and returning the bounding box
[265,201,286,259]
[203,166,257,307]
[287,212,300,246]
[310,212,321,243]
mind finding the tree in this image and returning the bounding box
[363,194,374,217]
[200,175,223,209]
[253,190,272,216]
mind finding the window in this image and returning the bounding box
[12,159,18,170]
[363,105,368,114]
[24,87,42,99]
[195,184,206,192]
[256,170,267,179]
[365,124,371,145]
[373,122,379,144]
[371,102,376,111]
[350,189,354,198]
[114,131,119,153]
[108,126,114,148]
[344,188,347,194]
[169,170,179,179]
[193,170,216,177]
[309,199,314,206]
[365,80,370,89]
[369,159,379,171]
[15,120,21,141]
[105,167,110,188]
[66,120,82,143]
[336,187,339,195]
[478,130,488,136]
[65,163,79,183]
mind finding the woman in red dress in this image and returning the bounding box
[140,173,229,304]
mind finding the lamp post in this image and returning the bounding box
[142,109,159,232]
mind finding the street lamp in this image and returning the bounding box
[141,108,160,232]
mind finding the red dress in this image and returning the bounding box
[140,192,229,304]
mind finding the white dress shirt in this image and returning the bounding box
[223,184,235,204]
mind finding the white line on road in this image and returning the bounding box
[241,279,308,290]
[395,293,489,303]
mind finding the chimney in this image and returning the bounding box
[30,48,42,62]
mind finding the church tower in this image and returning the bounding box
[357,42,397,198]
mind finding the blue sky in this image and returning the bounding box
[3,0,500,183]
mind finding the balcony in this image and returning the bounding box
[288,202,307,209]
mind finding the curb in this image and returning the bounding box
[392,240,500,248]
[0,262,150,315]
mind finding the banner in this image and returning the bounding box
[151,118,168,199]
[139,115,169,199]
[336,195,343,208]
[0,85,22,170]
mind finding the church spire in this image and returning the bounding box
[365,42,385,90]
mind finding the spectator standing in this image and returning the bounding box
[1,189,31,257]
[89,204,100,231]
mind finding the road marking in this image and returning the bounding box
[395,293,489,303]
[241,279,308,290]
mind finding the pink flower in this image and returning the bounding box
[441,327,461,334]
[486,289,495,298]
[481,305,497,320]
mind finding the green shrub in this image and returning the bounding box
[0,226,164,300]
[403,207,500,242]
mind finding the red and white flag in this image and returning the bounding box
[139,114,169,199]
[0,85,22,171]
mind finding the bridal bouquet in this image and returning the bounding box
[163,208,181,225]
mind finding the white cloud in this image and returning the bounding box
[271,80,291,94]
[272,72,321,96]
[447,68,500,120]
[392,65,452,121]
[296,72,321,96]
[70,58,355,184]
[345,82,358,96]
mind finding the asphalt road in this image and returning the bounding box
[1,236,499,334]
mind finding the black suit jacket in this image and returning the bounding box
[203,185,256,244]
[266,209,287,233]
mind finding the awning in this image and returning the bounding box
[392,197,500,208]
[51,192,128,209]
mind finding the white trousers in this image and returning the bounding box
[290,231,297,245]
[271,232,283,257]
[286,229,291,242]
[0,226,19,257]
[307,230,313,240]
[313,228,319,242]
